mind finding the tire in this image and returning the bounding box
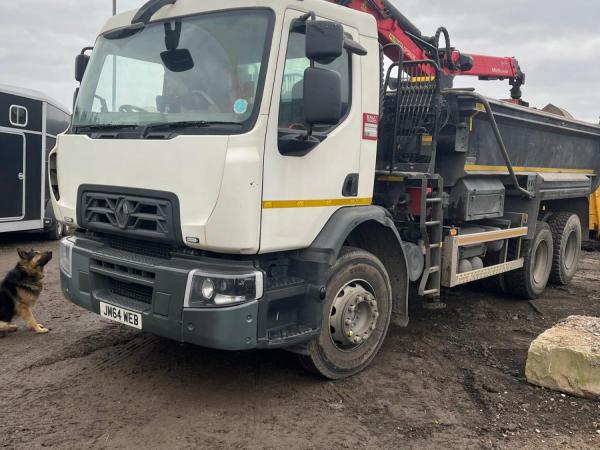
[299,247,393,380]
[548,213,582,286]
[504,222,553,299]
[45,221,64,241]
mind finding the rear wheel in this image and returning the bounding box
[505,222,553,299]
[299,247,393,380]
[548,213,582,286]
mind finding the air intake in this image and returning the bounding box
[78,187,180,242]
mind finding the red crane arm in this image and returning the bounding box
[332,0,525,100]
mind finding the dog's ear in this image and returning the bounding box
[17,248,29,260]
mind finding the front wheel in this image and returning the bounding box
[299,247,393,380]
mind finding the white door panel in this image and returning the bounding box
[261,9,364,252]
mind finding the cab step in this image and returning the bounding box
[267,325,318,347]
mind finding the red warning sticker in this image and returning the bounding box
[362,113,379,140]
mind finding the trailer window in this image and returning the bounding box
[9,105,28,127]
[278,27,351,133]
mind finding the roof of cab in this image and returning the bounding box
[101,0,377,38]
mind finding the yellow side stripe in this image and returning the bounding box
[464,165,595,175]
[263,198,372,209]
[377,176,405,182]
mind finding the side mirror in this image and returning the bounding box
[305,20,344,63]
[304,67,342,126]
[75,53,90,83]
[160,21,194,73]
[278,67,342,157]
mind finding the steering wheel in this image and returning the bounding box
[288,123,307,131]
[119,104,147,113]
[93,94,109,113]
[190,90,218,108]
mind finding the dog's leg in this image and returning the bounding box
[0,321,18,333]
[15,304,49,334]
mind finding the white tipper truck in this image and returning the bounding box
[53,0,598,378]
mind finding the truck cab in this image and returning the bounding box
[54,0,597,379]
[55,0,391,379]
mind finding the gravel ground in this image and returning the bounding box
[1,233,599,449]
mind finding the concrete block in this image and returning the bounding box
[526,315,600,399]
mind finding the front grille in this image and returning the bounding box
[91,259,156,280]
[80,190,176,241]
[107,235,173,259]
[109,279,153,304]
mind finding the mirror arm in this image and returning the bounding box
[298,11,316,23]
[132,0,176,26]
[164,21,182,50]
[302,123,314,141]
[344,39,368,56]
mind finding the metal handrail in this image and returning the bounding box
[444,89,535,199]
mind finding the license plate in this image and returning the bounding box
[100,302,142,330]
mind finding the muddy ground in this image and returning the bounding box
[1,233,599,450]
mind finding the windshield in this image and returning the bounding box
[73,9,274,132]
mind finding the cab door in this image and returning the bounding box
[261,9,364,253]
[0,130,26,221]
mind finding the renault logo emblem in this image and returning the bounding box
[115,198,131,229]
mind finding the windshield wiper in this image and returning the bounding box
[140,120,242,137]
[74,124,141,133]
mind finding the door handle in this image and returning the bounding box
[342,174,359,197]
[17,172,24,181]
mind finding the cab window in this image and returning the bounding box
[93,56,165,113]
[278,26,351,134]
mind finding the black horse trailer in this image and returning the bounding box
[0,85,70,238]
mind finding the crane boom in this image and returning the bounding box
[332,0,526,101]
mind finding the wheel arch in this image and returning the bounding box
[298,206,410,327]
[542,197,589,240]
[44,199,57,230]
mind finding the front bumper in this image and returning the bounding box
[60,236,319,351]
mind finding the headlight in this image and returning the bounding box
[59,237,75,277]
[184,269,264,308]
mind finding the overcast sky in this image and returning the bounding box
[1,0,599,123]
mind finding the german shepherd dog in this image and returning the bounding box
[0,249,53,334]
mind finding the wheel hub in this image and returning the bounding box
[564,230,578,270]
[330,282,379,350]
[533,240,550,284]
